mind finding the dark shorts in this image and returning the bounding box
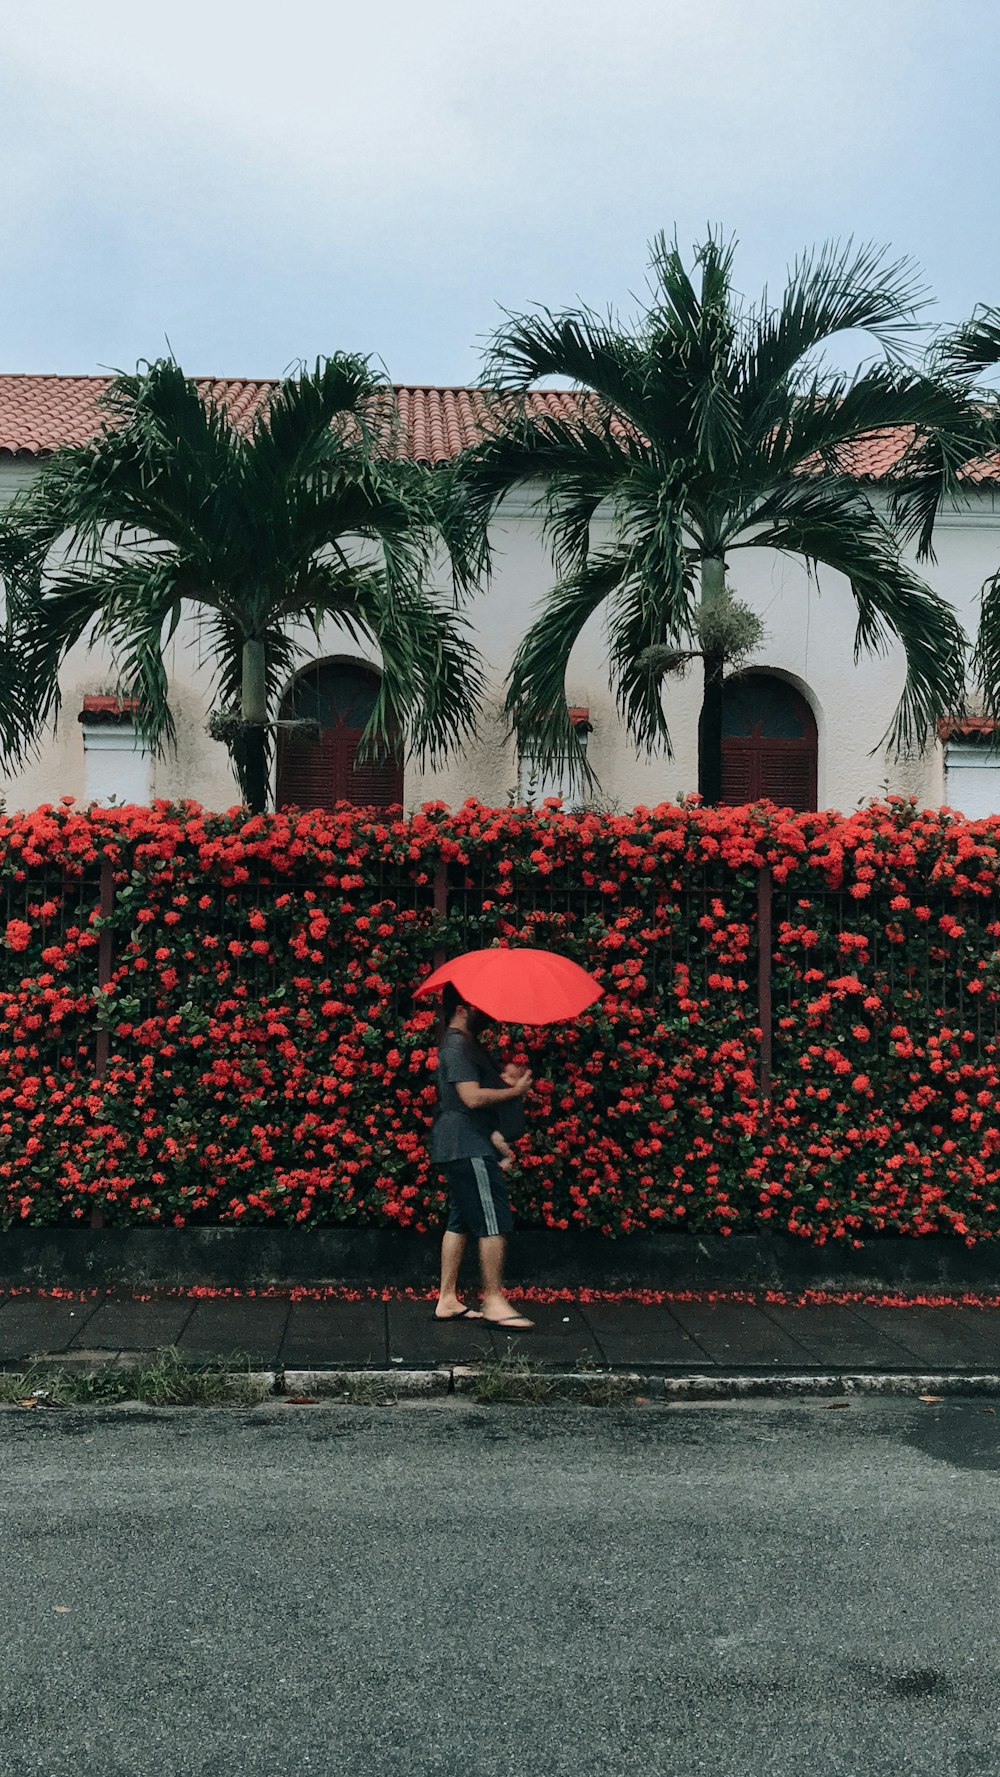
[441,1156,514,1238]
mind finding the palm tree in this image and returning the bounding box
[905,309,1000,716]
[0,356,485,813]
[460,233,982,803]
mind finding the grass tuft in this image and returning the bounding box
[0,1348,269,1408]
[295,1373,402,1406]
[470,1352,628,1407]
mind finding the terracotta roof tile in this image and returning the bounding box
[938,715,998,739]
[0,374,997,481]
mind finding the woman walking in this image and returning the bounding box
[431,983,534,1328]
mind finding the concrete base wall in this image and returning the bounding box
[2,1227,999,1292]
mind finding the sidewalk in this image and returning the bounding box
[2,1290,1000,1376]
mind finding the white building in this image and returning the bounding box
[1,374,998,818]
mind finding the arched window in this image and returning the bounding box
[721,674,818,811]
[276,660,403,811]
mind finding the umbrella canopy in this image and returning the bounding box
[414,946,603,1026]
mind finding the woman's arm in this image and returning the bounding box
[455,1070,531,1112]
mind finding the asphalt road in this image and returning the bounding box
[1,1398,999,1776]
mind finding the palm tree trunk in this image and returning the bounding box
[697,554,726,805]
[241,637,269,815]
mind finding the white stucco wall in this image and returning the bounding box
[412,488,1000,815]
[3,453,999,816]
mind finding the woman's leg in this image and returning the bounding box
[437,1230,468,1315]
[478,1235,533,1328]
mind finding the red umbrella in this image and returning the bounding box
[415,946,602,1025]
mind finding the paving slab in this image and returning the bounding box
[848,1305,1000,1369]
[68,1298,196,1352]
[175,1299,290,1364]
[576,1302,712,1367]
[938,1307,1000,1360]
[478,1302,605,1366]
[0,1298,101,1359]
[387,1299,500,1366]
[281,1301,387,1368]
[668,1301,817,1367]
[762,1304,914,1370]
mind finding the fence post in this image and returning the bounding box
[91,853,115,1230]
[757,864,773,1111]
[432,860,448,967]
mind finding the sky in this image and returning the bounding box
[2,0,999,386]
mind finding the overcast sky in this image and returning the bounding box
[2,0,998,385]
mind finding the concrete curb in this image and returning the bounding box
[8,1359,1000,1404]
[277,1368,452,1399]
[270,1367,1000,1402]
[646,1372,1000,1399]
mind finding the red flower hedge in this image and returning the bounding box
[0,795,999,1243]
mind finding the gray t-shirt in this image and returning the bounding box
[430,1029,501,1165]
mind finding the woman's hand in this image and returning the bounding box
[502,1064,533,1098]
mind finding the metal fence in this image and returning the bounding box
[3,847,1000,1221]
[9,854,1000,1092]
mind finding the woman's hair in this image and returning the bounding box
[439,981,492,1042]
[441,981,463,1025]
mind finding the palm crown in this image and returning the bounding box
[1,355,486,811]
[913,308,1000,717]
[461,233,984,801]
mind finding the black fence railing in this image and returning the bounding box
[10,854,1000,1093]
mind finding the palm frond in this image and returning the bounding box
[505,553,634,788]
[972,569,1000,722]
[932,308,1000,382]
[0,641,36,762]
[423,463,492,598]
[15,575,117,733]
[95,359,246,549]
[20,554,186,751]
[247,354,390,487]
[644,231,742,471]
[344,570,486,766]
[744,485,967,753]
[457,409,651,557]
[889,396,997,563]
[290,559,484,766]
[606,504,694,755]
[0,542,40,759]
[736,239,930,421]
[484,305,647,422]
[734,364,991,562]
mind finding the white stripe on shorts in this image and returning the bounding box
[471,1156,499,1237]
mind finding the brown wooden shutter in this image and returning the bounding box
[277,726,403,811]
[276,661,406,810]
[345,747,405,808]
[720,746,755,805]
[277,733,339,809]
[757,745,817,811]
[720,674,818,812]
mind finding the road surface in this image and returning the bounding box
[1,1397,998,1775]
